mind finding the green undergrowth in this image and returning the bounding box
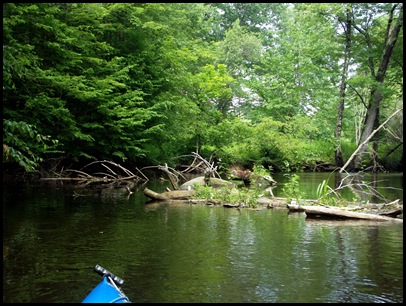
[192,183,262,208]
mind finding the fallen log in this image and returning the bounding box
[179,176,236,190]
[143,186,403,223]
[144,187,194,201]
[304,218,402,226]
[287,204,403,223]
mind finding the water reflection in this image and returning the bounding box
[303,220,403,303]
[3,176,403,303]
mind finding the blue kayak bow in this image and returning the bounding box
[82,265,131,303]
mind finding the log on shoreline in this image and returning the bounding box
[144,187,194,200]
[287,204,403,223]
[143,186,403,223]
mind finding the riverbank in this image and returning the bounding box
[143,187,403,222]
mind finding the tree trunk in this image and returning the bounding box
[334,4,352,167]
[352,4,403,171]
[339,108,403,173]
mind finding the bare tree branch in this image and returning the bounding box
[339,108,403,173]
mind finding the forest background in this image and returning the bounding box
[3,3,403,177]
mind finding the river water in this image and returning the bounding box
[3,172,403,303]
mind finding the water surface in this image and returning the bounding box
[3,174,403,303]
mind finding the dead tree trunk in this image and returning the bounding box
[352,4,403,171]
[340,108,402,173]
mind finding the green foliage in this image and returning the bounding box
[3,3,168,165]
[200,117,254,164]
[241,117,333,171]
[3,120,59,172]
[316,178,342,206]
[2,3,402,173]
[200,115,337,172]
[252,164,271,176]
[193,184,216,202]
[193,64,235,116]
[281,174,306,204]
[378,142,403,171]
[339,139,358,161]
[193,183,261,208]
[238,188,262,208]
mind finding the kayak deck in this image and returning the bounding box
[82,265,131,303]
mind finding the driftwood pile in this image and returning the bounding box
[140,152,221,190]
[38,152,218,193]
[38,153,403,223]
[40,160,148,193]
[142,153,403,223]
